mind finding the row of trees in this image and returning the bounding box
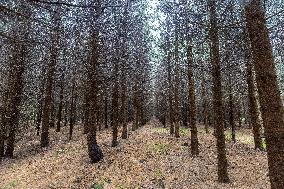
[154,0,284,187]
[0,0,152,162]
[0,0,283,188]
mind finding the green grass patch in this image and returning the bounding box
[152,127,189,136]
[90,182,104,189]
[101,177,111,184]
[154,169,164,179]
[180,127,189,135]
[152,127,169,134]
[224,130,254,145]
[149,143,170,155]
[0,180,17,189]
[261,138,267,150]
[153,169,165,189]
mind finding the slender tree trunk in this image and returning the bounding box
[111,82,119,146]
[64,100,68,127]
[238,105,242,128]
[173,20,180,138]
[0,107,5,157]
[201,78,209,133]
[132,82,139,131]
[166,53,174,135]
[121,74,128,139]
[49,91,56,128]
[87,27,103,163]
[229,77,236,143]
[36,67,46,136]
[5,27,28,157]
[209,0,230,183]
[5,68,24,157]
[83,91,90,134]
[87,90,103,163]
[104,94,108,129]
[246,58,262,149]
[56,74,64,132]
[187,44,199,156]
[69,81,76,140]
[111,61,119,146]
[40,6,60,147]
[40,54,56,147]
[245,1,284,187]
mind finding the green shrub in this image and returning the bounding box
[91,182,104,189]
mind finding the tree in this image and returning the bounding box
[208,0,230,183]
[56,72,64,132]
[4,2,31,157]
[40,3,61,147]
[187,44,199,156]
[245,43,262,150]
[245,0,284,188]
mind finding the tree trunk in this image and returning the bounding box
[111,83,119,146]
[56,74,64,132]
[201,79,209,133]
[104,94,108,129]
[64,100,69,127]
[173,20,180,138]
[49,92,56,128]
[111,61,119,146]
[245,1,284,187]
[83,91,90,134]
[209,0,230,183]
[5,26,28,157]
[40,6,60,147]
[132,82,139,131]
[228,77,236,143]
[187,44,199,156]
[121,74,128,139]
[36,67,46,136]
[87,27,103,163]
[0,107,5,157]
[69,81,76,140]
[246,58,262,149]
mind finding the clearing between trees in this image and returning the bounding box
[0,120,270,189]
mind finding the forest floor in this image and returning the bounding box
[0,120,270,189]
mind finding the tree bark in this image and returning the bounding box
[69,81,76,140]
[228,77,236,143]
[245,1,284,187]
[104,94,108,129]
[87,27,103,163]
[111,61,119,146]
[40,6,61,147]
[56,73,64,132]
[111,82,119,146]
[209,0,230,183]
[187,44,199,156]
[173,19,180,138]
[5,24,28,157]
[0,107,5,157]
[201,79,209,133]
[167,57,174,135]
[121,87,128,139]
[36,66,46,136]
[246,59,262,149]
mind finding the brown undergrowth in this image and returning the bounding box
[0,120,270,189]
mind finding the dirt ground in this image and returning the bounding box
[0,120,270,189]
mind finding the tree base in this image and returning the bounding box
[87,135,103,163]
